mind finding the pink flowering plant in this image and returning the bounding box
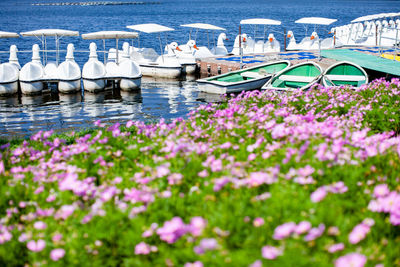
[0,78,400,265]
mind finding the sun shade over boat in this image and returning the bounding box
[351,12,400,23]
[0,31,19,38]
[240,18,282,25]
[20,29,79,37]
[126,24,174,34]
[180,23,226,31]
[295,17,337,25]
[82,31,138,40]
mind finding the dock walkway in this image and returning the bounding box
[321,49,400,76]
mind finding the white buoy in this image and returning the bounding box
[82,42,106,92]
[57,43,82,93]
[19,44,45,95]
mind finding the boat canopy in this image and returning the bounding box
[240,18,282,25]
[82,31,138,40]
[20,29,79,37]
[351,12,400,23]
[0,31,19,38]
[295,17,337,25]
[180,23,226,31]
[126,23,174,34]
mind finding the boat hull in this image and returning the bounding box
[83,79,106,93]
[58,79,81,94]
[140,64,182,78]
[197,60,291,94]
[197,76,272,94]
[0,81,18,96]
[322,61,368,89]
[262,61,323,92]
[181,63,198,75]
[120,76,142,91]
[20,81,44,95]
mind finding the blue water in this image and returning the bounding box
[0,0,398,138]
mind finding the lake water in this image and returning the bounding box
[0,0,398,138]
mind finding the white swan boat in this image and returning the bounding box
[0,31,20,96]
[20,29,79,81]
[210,32,229,56]
[239,18,282,54]
[174,40,198,74]
[57,43,81,93]
[290,17,337,53]
[19,44,45,95]
[126,23,182,78]
[231,34,247,55]
[82,30,142,91]
[180,23,227,59]
[82,42,107,92]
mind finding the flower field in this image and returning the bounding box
[1,78,400,266]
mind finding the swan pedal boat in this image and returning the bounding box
[126,24,182,79]
[262,61,323,92]
[197,60,290,94]
[322,61,368,88]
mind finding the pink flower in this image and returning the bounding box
[194,238,218,254]
[295,221,311,235]
[156,165,170,178]
[335,253,367,267]
[184,261,203,267]
[310,187,327,203]
[253,217,265,227]
[304,224,325,241]
[33,221,47,230]
[261,245,283,260]
[249,260,263,267]
[348,223,371,244]
[328,243,345,253]
[198,170,208,178]
[273,222,296,240]
[373,184,389,198]
[55,205,75,220]
[27,239,46,252]
[135,242,151,255]
[189,217,207,237]
[52,234,63,242]
[126,120,134,128]
[50,248,65,261]
[0,160,4,174]
[156,217,188,244]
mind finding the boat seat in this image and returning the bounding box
[240,71,263,79]
[279,75,315,83]
[325,74,366,81]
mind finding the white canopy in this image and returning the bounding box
[180,23,226,31]
[295,17,337,25]
[351,12,400,23]
[240,18,282,25]
[20,29,79,37]
[82,31,138,40]
[0,31,19,38]
[126,23,174,34]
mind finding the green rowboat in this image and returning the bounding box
[197,60,290,94]
[262,61,323,92]
[322,61,368,88]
